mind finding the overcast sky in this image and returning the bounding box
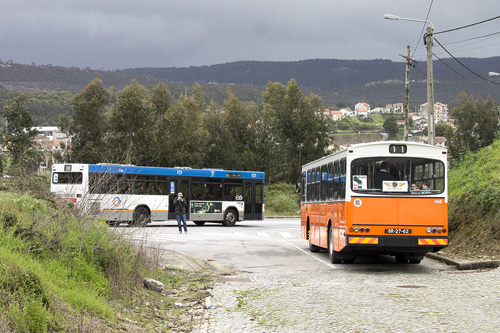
[0,0,499,70]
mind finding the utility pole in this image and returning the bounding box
[426,26,435,145]
[400,45,417,142]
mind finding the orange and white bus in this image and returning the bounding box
[300,141,448,264]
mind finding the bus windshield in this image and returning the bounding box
[350,157,445,195]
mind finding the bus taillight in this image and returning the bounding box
[350,227,370,233]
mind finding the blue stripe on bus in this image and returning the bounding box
[88,164,265,181]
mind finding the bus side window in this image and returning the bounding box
[307,170,313,202]
[315,167,320,202]
[157,182,169,195]
[327,163,333,201]
[333,161,339,200]
[301,172,306,203]
[339,159,346,200]
[192,181,202,200]
[320,164,327,201]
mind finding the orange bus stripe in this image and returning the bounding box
[418,239,448,245]
[350,237,378,244]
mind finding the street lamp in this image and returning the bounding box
[489,72,500,77]
[384,14,435,146]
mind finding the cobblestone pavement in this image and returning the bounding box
[196,263,500,332]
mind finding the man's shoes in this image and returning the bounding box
[184,230,188,234]
[179,230,182,234]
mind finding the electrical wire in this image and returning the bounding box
[442,31,500,46]
[434,15,500,35]
[411,0,434,59]
[434,37,500,85]
[432,53,473,82]
[435,40,500,57]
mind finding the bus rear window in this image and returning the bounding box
[53,172,83,184]
[350,157,445,195]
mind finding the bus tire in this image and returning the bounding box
[308,228,320,252]
[107,221,121,227]
[328,226,342,264]
[133,207,150,227]
[222,209,237,226]
[194,221,206,226]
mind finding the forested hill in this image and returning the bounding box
[124,59,402,91]
[1,57,499,106]
[122,57,500,104]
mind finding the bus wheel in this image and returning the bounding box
[194,221,206,226]
[133,207,150,227]
[328,227,342,264]
[308,229,320,252]
[222,209,237,226]
[107,221,121,227]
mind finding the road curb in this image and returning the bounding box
[426,253,500,270]
[265,216,300,219]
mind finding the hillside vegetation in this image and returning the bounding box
[0,175,215,332]
[444,137,500,260]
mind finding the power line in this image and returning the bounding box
[411,0,434,59]
[434,37,500,85]
[435,40,500,57]
[434,15,500,35]
[442,31,500,46]
[432,52,473,82]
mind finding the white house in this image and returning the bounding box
[355,102,371,117]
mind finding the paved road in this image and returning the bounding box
[117,218,443,273]
[116,218,500,332]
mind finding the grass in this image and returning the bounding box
[443,138,500,259]
[0,173,215,332]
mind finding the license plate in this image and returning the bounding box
[385,228,412,234]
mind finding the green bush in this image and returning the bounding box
[265,183,300,216]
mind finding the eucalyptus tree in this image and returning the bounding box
[446,92,497,163]
[108,80,154,165]
[222,91,259,171]
[263,79,329,183]
[162,89,208,168]
[70,78,109,163]
[1,93,39,173]
[203,100,230,168]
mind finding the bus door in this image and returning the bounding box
[244,181,263,220]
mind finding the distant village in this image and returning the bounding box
[321,101,450,147]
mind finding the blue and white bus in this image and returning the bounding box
[50,164,265,227]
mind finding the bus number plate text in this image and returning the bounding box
[385,228,412,234]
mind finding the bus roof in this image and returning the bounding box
[302,141,447,169]
[87,164,265,181]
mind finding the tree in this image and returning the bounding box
[159,87,208,168]
[263,79,329,183]
[109,80,154,165]
[70,78,109,163]
[151,82,171,119]
[203,100,229,168]
[1,93,39,173]
[446,92,498,163]
[221,90,259,170]
[383,116,398,139]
